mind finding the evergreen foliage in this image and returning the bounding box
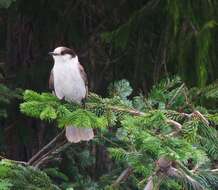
[19,77,218,189]
[0,0,16,8]
[0,159,60,190]
[0,1,218,189]
[101,0,218,87]
[20,90,108,129]
[0,84,21,118]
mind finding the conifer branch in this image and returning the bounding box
[211,169,218,172]
[99,104,184,132]
[101,135,121,147]
[18,76,218,189]
[166,83,185,108]
[107,106,145,116]
[193,111,209,125]
[166,119,182,130]
[0,155,27,165]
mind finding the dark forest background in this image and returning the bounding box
[0,0,218,189]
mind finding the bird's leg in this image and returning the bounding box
[59,96,66,104]
[81,98,86,109]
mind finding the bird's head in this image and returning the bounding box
[49,46,77,63]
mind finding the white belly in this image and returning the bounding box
[53,61,86,104]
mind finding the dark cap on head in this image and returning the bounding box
[49,46,76,57]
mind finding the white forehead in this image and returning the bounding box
[53,47,65,54]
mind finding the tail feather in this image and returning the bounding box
[65,126,94,143]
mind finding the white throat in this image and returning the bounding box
[54,55,78,65]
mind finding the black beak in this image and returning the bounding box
[48,52,58,56]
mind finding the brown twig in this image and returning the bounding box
[101,135,121,147]
[193,111,209,125]
[166,83,185,108]
[108,106,184,133]
[33,140,71,168]
[31,139,67,167]
[28,129,65,165]
[107,106,145,116]
[112,166,133,187]
[165,119,183,137]
[166,119,182,130]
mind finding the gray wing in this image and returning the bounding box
[49,69,55,95]
[79,64,88,98]
[66,64,94,143]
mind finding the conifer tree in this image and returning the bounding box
[18,77,218,190]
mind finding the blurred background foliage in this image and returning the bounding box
[0,0,218,189]
[1,0,218,92]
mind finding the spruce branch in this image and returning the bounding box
[166,119,182,130]
[16,76,218,189]
[166,83,185,108]
[0,155,27,165]
[143,157,205,190]
[192,110,209,125]
[211,169,218,172]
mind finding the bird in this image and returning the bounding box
[48,46,94,143]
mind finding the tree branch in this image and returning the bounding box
[28,129,65,165]
[112,166,133,187]
[166,83,185,108]
[33,140,71,168]
[0,155,27,165]
[166,119,182,130]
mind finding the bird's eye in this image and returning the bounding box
[60,51,65,55]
